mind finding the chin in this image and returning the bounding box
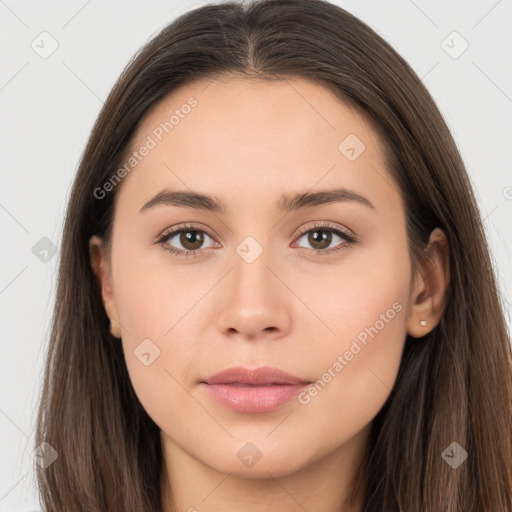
[201,443,310,479]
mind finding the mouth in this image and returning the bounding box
[199,366,311,413]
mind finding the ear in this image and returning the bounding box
[89,235,121,338]
[407,227,450,338]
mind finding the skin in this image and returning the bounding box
[90,75,450,512]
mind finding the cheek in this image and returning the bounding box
[112,246,204,339]
[111,250,207,426]
[296,245,411,434]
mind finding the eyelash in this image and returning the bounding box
[156,222,357,258]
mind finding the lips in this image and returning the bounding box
[201,365,310,386]
[200,366,311,413]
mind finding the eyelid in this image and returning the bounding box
[293,220,354,240]
[158,222,218,243]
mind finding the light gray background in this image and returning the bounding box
[1,0,511,510]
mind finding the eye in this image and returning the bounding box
[156,224,218,257]
[292,222,356,255]
[156,222,356,258]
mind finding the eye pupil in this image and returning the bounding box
[309,229,331,249]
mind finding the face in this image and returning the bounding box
[92,76,416,479]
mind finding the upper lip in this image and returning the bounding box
[202,366,310,385]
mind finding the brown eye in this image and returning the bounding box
[157,225,217,257]
[305,229,333,250]
[157,222,356,258]
[177,230,205,250]
[294,223,356,255]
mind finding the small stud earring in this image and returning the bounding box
[419,320,427,327]
[109,319,121,338]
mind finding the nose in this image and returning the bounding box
[216,250,292,342]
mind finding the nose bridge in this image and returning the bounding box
[225,212,293,297]
[215,232,292,338]
[231,234,277,299]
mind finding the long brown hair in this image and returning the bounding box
[34,0,512,510]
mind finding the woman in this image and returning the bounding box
[34,0,512,510]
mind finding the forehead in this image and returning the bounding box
[116,75,399,217]
[131,75,379,156]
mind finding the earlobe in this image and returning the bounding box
[89,235,121,338]
[407,228,450,339]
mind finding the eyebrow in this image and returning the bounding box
[138,187,375,214]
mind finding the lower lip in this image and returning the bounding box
[200,383,308,413]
